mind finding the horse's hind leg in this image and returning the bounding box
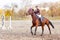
[41,26,44,36]
[31,25,34,35]
[47,24,51,34]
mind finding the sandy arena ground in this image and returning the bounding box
[0,20,60,40]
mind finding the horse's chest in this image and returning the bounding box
[32,20,39,25]
[32,21,36,25]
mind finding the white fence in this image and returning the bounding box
[0,15,12,30]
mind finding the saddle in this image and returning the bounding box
[36,15,44,21]
[36,15,44,25]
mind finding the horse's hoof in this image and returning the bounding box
[40,34,43,36]
[34,33,36,35]
[50,33,51,35]
[50,32,51,35]
[31,32,33,35]
[31,33,33,35]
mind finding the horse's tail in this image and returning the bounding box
[49,21,54,29]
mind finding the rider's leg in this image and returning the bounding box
[37,14,42,21]
[36,14,42,25]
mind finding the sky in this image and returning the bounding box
[0,0,59,9]
[32,0,59,5]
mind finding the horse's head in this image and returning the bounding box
[28,8,34,15]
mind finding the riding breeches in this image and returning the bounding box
[36,14,43,21]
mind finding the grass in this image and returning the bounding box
[18,16,60,20]
[1,16,60,20]
[46,16,60,20]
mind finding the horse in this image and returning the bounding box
[27,8,54,36]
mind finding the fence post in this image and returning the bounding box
[2,12,6,30]
[8,16,12,29]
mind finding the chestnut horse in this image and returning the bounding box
[28,8,54,36]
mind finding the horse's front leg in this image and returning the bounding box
[31,25,34,35]
[47,24,51,34]
[34,20,39,35]
[34,27,37,35]
[41,26,44,36]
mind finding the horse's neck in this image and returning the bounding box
[31,13,37,21]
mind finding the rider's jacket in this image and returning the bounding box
[34,8,40,15]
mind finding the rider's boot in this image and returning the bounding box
[39,18,42,25]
